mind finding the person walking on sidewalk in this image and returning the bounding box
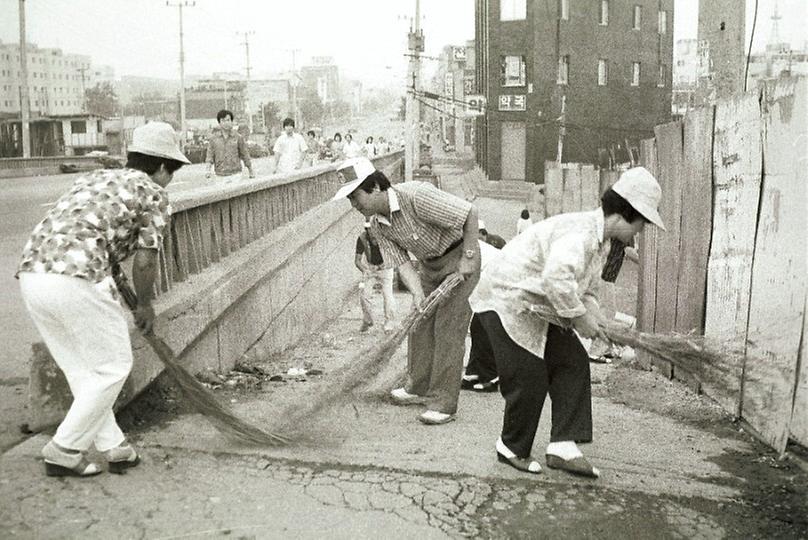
[17,122,189,477]
[333,157,481,425]
[273,117,308,174]
[469,167,665,477]
[356,221,396,333]
[206,109,255,180]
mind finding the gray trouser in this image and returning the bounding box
[405,245,480,414]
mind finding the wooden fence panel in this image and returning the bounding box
[675,106,714,335]
[703,94,763,414]
[563,165,582,213]
[791,294,808,446]
[743,80,808,453]
[599,169,619,198]
[637,138,658,336]
[580,164,600,211]
[652,121,684,335]
[544,163,563,217]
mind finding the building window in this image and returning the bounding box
[97,120,103,132]
[501,55,526,87]
[632,62,641,86]
[500,0,527,21]
[560,0,569,20]
[598,59,608,86]
[600,0,609,25]
[71,120,86,133]
[633,5,642,29]
[658,10,668,34]
[557,55,569,85]
[658,64,667,87]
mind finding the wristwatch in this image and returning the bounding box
[464,249,476,259]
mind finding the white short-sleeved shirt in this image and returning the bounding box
[273,133,308,173]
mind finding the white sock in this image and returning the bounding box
[496,437,516,459]
[546,441,583,460]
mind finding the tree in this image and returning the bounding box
[85,82,119,117]
[299,88,325,126]
[261,101,281,131]
[329,100,352,122]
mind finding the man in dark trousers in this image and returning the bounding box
[333,157,481,425]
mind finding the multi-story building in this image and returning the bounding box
[0,40,91,117]
[300,57,340,104]
[474,0,673,183]
[430,41,477,153]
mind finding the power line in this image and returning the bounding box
[744,0,759,92]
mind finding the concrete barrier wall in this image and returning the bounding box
[28,152,405,430]
[0,156,107,179]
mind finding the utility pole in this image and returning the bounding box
[166,0,195,150]
[288,48,300,127]
[76,65,89,113]
[18,0,30,157]
[555,94,566,165]
[404,0,423,181]
[238,31,255,134]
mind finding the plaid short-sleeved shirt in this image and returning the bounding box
[17,168,170,283]
[368,182,473,269]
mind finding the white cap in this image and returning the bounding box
[128,121,190,164]
[478,219,487,230]
[332,157,377,200]
[611,166,666,230]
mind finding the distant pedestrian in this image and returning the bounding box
[330,132,345,161]
[273,118,308,174]
[17,122,189,477]
[515,209,531,235]
[342,133,362,158]
[333,157,481,426]
[363,136,377,158]
[305,129,320,167]
[206,109,255,180]
[356,221,396,333]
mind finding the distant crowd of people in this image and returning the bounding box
[203,109,403,180]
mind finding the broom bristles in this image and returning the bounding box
[113,267,290,446]
[278,273,465,430]
[526,302,744,381]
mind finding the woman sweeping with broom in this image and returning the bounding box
[16,122,189,477]
[468,167,665,478]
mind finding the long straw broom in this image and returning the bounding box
[526,303,742,376]
[277,273,465,431]
[112,266,291,446]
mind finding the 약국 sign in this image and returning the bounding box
[498,94,526,111]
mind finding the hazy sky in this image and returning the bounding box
[0,0,804,87]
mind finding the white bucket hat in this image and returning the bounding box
[332,157,377,200]
[128,121,190,164]
[611,166,666,230]
[478,219,487,230]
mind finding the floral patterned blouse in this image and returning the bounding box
[17,168,170,283]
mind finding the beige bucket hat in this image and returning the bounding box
[128,121,190,164]
[611,166,666,230]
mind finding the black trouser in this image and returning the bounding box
[466,314,498,382]
[478,311,592,458]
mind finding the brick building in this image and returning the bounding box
[474,0,673,183]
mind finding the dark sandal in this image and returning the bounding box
[44,457,102,477]
[545,454,600,478]
[108,454,141,474]
[472,380,499,393]
[497,452,542,474]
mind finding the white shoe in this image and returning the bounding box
[390,387,424,405]
[418,410,456,425]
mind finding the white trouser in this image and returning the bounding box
[359,266,396,324]
[19,272,132,452]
